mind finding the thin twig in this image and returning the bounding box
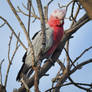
[7,0,35,67]
[71,3,80,26]
[58,0,73,10]
[28,0,31,44]
[44,0,54,23]
[4,33,20,88]
[68,77,91,91]
[73,46,92,65]
[0,59,4,85]
[0,22,5,28]
[64,48,76,68]
[62,82,92,87]
[69,1,76,23]
[7,0,32,47]
[17,6,40,20]
[0,16,27,51]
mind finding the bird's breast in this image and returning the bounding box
[53,27,64,43]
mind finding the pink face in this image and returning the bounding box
[51,9,66,20]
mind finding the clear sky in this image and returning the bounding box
[0,0,92,92]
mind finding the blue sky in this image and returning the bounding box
[0,0,92,92]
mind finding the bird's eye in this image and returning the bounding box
[56,17,58,19]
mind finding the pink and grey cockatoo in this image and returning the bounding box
[16,9,66,81]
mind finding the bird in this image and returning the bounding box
[16,9,66,81]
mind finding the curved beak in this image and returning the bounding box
[60,19,64,24]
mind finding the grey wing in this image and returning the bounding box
[43,24,53,53]
[25,24,53,66]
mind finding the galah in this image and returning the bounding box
[16,9,66,81]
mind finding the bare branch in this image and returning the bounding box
[36,0,46,52]
[64,48,76,68]
[57,59,65,72]
[65,13,89,35]
[62,82,92,87]
[17,6,40,20]
[71,3,81,26]
[44,0,54,23]
[0,59,4,85]
[4,33,20,88]
[69,1,76,23]
[33,67,40,92]
[0,16,27,51]
[0,22,5,28]
[3,0,35,70]
[73,46,92,65]
[27,0,31,44]
[68,77,91,91]
[58,0,73,10]
[7,0,32,47]
[70,58,92,75]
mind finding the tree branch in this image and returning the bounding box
[7,0,32,47]
[0,59,4,85]
[73,46,92,64]
[4,33,20,88]
[0,16,27,51]
[36,0,46,52]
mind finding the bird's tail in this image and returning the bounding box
[16,64,33,81]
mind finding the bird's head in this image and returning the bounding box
[48,9,66,27]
